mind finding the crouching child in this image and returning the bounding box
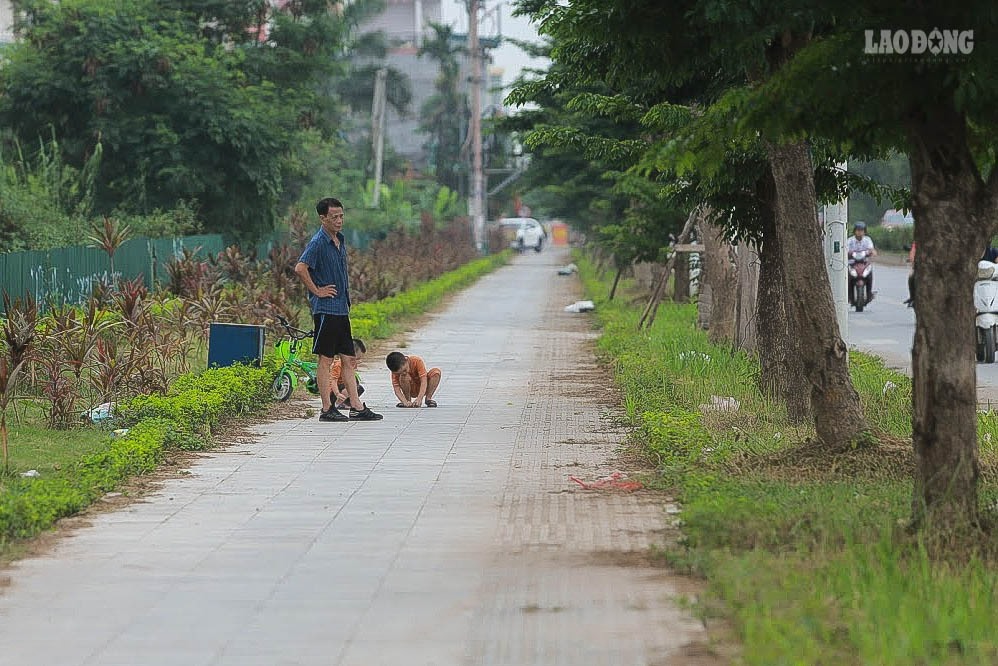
[386,351,442,408]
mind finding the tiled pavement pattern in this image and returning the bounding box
[0,249,707,665]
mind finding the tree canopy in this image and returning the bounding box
[0,0,381,238]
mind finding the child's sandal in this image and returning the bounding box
[425,399,437,408]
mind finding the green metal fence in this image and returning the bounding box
[1,227,379,305]
[0,234,225,304]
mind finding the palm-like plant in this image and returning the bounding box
[86,216,132,277]
[0,293,37,473]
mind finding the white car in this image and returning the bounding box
[500,217,546,252]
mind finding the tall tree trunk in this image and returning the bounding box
[766,141,866,447]
[734,242,759,352]
[673,252,690,303]
[755,166,810,420]
[906,105,998,532]
[701,222,738,344]
[755,207,810,423]
[697,282,712,331]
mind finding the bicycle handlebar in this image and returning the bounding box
[275,314,313,340]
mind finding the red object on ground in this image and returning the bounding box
[569,471,643,492]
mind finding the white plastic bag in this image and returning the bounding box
[564,300,595,313]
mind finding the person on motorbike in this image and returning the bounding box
[847,222,877,305]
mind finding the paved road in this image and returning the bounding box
[0,249,707,666]
[845,262,998,405]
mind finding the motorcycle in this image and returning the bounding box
[848,250,874,312]
[975,260,998,363]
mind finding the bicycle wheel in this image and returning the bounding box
[272,371,293,401]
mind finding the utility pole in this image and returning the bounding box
[823,161,849,339]
[370,67,388,208]
[414,0,423,48]
[467,0,485,252]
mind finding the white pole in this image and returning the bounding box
[371,67,388,208]
[468,0,485,252]
[823,161,849,340]
[414,0,423,48]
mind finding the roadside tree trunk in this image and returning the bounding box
[673,252,690,303]
[755,168,810,420]
[700,221,738,345]
[697,281,712,331]
[755,204,811,423]
[734,242,759,352]
[906,105,998,532]
[766,141,866,446]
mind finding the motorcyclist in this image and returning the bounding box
[847,222,877,305]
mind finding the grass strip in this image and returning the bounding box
[578,254,998,665]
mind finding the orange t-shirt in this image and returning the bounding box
[391,355,427,389]
[330,357,343,386]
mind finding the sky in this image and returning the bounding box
[439,1,549,92]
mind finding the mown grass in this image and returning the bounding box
[1,424,109,478]
[579,255,998,665]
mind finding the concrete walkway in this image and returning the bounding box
[0,249,708,665]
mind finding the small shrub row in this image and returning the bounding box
[121,365,272,443]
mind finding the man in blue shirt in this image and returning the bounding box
[294,197,383,422]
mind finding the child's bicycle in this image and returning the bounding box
[272,315,363,402]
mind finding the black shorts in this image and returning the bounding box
[312,314,355,358]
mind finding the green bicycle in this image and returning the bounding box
[272,315,363,402]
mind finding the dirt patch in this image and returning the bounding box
[587,548,675,570]
[728,434,915,483]
[658,640,729,666]
[722,430,998,489]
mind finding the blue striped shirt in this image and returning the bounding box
[299,227,350,315]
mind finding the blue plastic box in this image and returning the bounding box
[207,323,266,368]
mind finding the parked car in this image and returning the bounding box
[499,217,546,252]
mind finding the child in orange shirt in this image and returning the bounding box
[386,351,442,408]
[332,339,367,409]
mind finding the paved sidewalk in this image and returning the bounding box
[0,249,709,665]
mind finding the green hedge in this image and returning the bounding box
[122,365,272,442]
